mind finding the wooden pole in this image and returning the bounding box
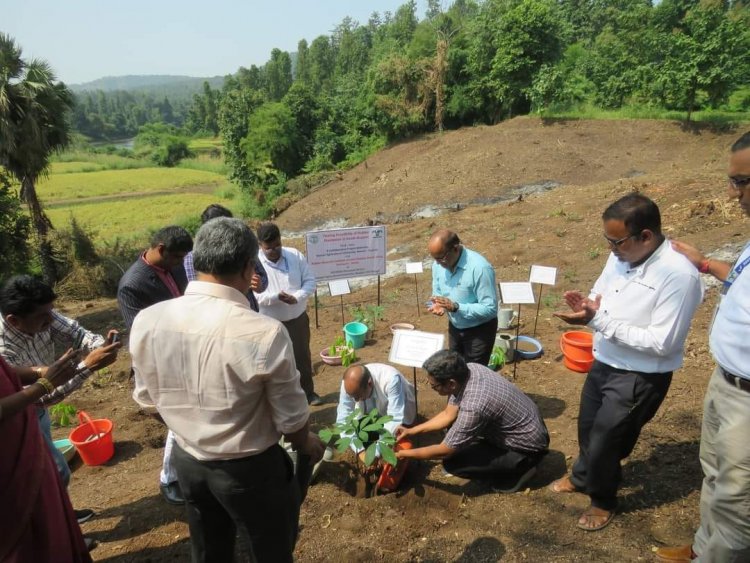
[340,295,345,327]
[413,366,419,414]
[532,284,543,338]
[414,274,420,316]
[512,303,522,380]
[314,289,319,329]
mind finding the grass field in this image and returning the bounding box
[41,140,238,243]
[47,192,239,242]
[38,167,227,202]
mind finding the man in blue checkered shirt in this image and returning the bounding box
[395,350,549,492]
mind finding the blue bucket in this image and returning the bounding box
[343,322,368,349]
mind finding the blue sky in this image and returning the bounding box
[4,0,426,85]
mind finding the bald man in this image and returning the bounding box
[427,229,498,365]
[335,363,416,465]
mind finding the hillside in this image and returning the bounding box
[63,117,750,562]
[69,74,224,94]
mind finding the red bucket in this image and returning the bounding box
[69,411,114,466]
[560,331,594,373]
[376,438,413,493]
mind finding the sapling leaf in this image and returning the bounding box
[362,423,384,432]
[358,431,369,442]
[379,415,394,425]
[364,443,378,467]
[318,428,333,443]
[381,445,398,466]
[352,437,364,450]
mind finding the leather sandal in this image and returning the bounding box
[576,506,615,531]
[549,475,580,493]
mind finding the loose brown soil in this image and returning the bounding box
[60,117,749,562]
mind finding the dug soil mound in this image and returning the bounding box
[63,117,748,561]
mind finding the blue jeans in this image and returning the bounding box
[37,407,71,487]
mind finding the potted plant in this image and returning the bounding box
[349,304,385,338]
[318,407,398,497]
[319,335,357,367]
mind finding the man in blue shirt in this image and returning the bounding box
[428,229,498,365]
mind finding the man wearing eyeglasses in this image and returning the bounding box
[395,350,549,493]
[551,193,703,532]
[655,133,750,562]
[427,229,498,366]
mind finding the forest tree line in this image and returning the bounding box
[70,0,750,213]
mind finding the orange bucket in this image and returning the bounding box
[69,411,114,466]
[376,438,413,493]
[560,331,594,373]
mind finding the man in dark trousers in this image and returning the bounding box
[552,194,703,531]
[117,224,192,505]
[395,350,549,493]
[427,229,498,366]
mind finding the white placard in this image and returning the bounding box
[389,330,445,369]
[499,282,536,304]
[328,279,351,297]
[529,265,557,286]
[305,226,387,282]
[405,262,423,274]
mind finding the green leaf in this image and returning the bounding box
[380,444,398,466]
[318,428,333,443]
[362,423,383,432]
[379,415,394,425]
[364,443,378,467]
[352,437,363,450]
[358,431,369,442]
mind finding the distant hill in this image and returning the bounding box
[69,75,225,95]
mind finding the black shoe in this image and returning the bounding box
[491,467,537,494]
[307,393,324,406]
[75,508,95,524]
[84,536,98,552]
[160,481,185,505]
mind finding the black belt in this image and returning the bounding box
[721,367,750,393]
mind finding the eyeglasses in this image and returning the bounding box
[432,247,454,262]
[603,233,639,248]
[729,176,750,191]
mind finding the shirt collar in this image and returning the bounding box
[627,238,670,275]
[184,281,253,308]
[141,250,169,274]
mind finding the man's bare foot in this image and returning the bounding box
[548,475,579,493]
[577,506,615,531]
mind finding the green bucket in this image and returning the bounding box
[343,321,368,349]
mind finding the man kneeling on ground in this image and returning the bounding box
[395,350,549,492]
[336,363,416,471]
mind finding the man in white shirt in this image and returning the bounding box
[255,222,321,405]
[130,218,324,563]
[552,193,703,531]
[656,133,750,562]
[336,363,416,465]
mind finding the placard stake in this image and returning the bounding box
[340,295,345,327]
[314,289,319,329]
[413,367,418,414]
[414,274,421,316]
[533,284,543,338]
[513,303,522,380]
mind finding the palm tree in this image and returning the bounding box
[0,33,73,283]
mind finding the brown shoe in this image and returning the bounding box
[654,545,695,562]
[549,475,580,493]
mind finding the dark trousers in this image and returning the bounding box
[172,442,301,563]
[570,360,672,511]
[448,317,498,366]
[282,311,314,396]
[443,440,546,481]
